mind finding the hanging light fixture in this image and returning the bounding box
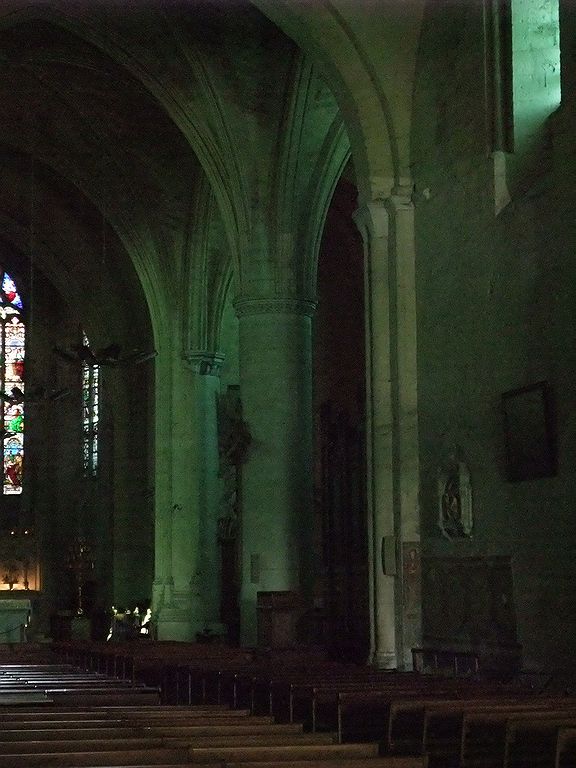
[53,343,156,367]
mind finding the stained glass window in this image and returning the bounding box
[82,333,99,477]
[1,272,24,495]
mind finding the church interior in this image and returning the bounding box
[0,0,573,688]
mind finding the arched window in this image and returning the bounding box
[82,333,99,478]
[1,272,24,495]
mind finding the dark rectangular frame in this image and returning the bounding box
[502,381,556,482]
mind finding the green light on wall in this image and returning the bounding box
[512,0,561,144]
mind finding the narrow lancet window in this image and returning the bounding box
[1,272,24,495]
[82,333,99,478]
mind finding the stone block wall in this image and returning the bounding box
[412,0,576,670]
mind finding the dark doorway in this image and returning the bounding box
[313,169,369,663]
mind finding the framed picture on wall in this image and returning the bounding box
[502,381,557,482]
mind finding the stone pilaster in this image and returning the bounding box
[234,296,316,646]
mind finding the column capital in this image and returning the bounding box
[233,296,317,318]
[354,188,415,242]
[182,350,225,376]
[388,185,416,212]
[353,200,389,241]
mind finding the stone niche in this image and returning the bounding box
[422,555,521,673]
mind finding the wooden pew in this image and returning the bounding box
[387,696,552,753]
[225,761,427,768]
[0,737,417,767]
[302,677,519,739]
[556,726,576,768]
[459,706,576,766]
[50,644,576,768]
[0,662,161,706]
[503,716,576,768]
[0,667,431,768]
[411,647,480,677]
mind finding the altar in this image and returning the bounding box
[0,598,31,643]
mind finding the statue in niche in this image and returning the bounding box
[217,386,251,539]
[218,387,251,470]
[437,450,473,539]
[216,386,249,643]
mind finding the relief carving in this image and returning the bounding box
[437,448,473,539]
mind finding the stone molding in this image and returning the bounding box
[233,296,317,318]
[183,350,225,376]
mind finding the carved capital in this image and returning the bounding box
[233,296,316,318]
[183,350,225,376]
[353,200,389,242]
[388,185,415,213]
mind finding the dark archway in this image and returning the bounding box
[313,170,369,663]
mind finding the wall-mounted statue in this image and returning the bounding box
[437,448,473,539]
[217,385,251,540]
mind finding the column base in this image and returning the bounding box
[156,607,205,641]
[151,578,173,615]
[371,649,397,669]
[154,589,205,641]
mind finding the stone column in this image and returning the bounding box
[354,193,421,669]
[157,354,202,640]
[152,343,174,626]
[234,296,315,646]
[184,350,226,634]
[354,201,397,669]
[387,190,422,668]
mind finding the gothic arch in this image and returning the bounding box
[0,3,250,293]
[251,0,425,201]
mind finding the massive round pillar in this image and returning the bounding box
[234,297,315,646]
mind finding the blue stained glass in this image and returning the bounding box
[2,273,22,309]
